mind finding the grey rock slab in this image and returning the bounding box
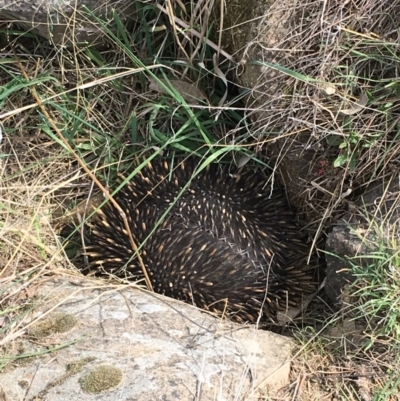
[1,278,293,400]
[0,0,136,44]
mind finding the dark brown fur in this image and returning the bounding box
[85,158,315,324]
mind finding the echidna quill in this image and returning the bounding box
[83,157,315,324]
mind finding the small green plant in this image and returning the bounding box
[332,129,384,170]
[350,243,400,349]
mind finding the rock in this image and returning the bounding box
[325,179,400,302]
[324,223,367,302]
[0,0,136,45]
[214,0,322,210]
[1,278,293,400]
[215,1,399,228]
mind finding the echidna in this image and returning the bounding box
[84,157,315,324]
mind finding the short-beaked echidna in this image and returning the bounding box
[84,157,315,324]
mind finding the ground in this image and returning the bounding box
[1,1,400,400]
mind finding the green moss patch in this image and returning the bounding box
[29,313,77,339]
[80,365,123,394]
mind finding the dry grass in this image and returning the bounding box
[0,134,79,356]
[0,1,399,400]
[228,0,400,234]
